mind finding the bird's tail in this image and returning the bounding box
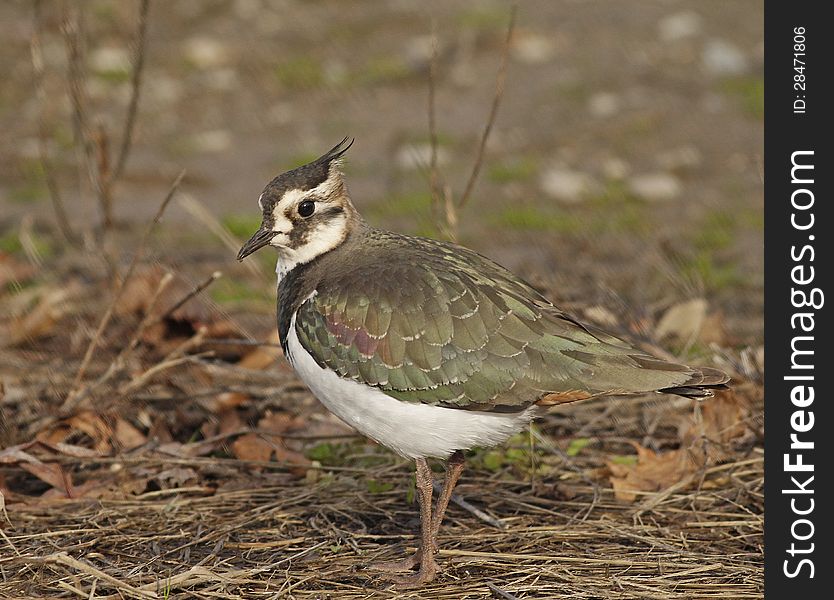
[657,365,730,399]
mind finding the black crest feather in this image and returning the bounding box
[267,137,354,194]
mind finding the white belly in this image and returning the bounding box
[285,316,538,459]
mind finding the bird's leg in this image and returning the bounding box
[429,450,465,546]
[367,458,437,583]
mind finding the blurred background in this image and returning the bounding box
[0,0,763,346]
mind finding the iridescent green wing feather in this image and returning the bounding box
[294,233,716,411]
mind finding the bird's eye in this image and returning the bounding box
[298,200,316,218]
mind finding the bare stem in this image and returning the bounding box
[63,1,103,207]
[458,4,516,209]
[113,0,151,183]
[151,271,222,329]
[63,170,185,411]
[31,0,77,245]
[427,22,444,229]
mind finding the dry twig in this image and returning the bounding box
[63,170,185,412]
[425,5,517,239]
[30,0,77,245]
[113,0,151,183]
[458,4,516,209]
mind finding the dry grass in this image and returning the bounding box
[2,279,764,599]
[0,444,764,599]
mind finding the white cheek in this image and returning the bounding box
[271,214,293,234]
[270,233,290,247]
[257,193,264,211]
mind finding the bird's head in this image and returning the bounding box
[237,137,359,268]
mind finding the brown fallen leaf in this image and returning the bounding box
[205,391,249,413]
[0,251,35,290]
[218,407,244,435]
[66,411,113,454]
[114,417,147,450]
[230,412,311,473]
[655,298,707,344]
[154,467,199,489]
[238,329,283,370]
[681,388,754,461]
[258,411,306,435]
[4,286,77,347]
[0,445,76,498]
[231,433,273,462]
[36,411,113,454]
[608,443,703,502]
[608,389,753,502]
[115,266,240,356]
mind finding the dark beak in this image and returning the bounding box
[237,227,274,260]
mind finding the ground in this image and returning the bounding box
[1,1,762,598]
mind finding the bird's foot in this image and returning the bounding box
[367,548,439,586]
[387,554,438,588]
[367,550,422,573]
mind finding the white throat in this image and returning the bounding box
[274,217,347,285]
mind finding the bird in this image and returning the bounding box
[236,137,730,586]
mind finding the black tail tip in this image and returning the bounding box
[659,382,730,399]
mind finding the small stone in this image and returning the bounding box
[403,35,436,70]
[602,157,630,180]
[627,173,682,203]
[89,46,130,73]
[588,92,620,118]
[539,168,594,205]
[658,11,703,42]
[184,37,230,70]
[511,32,556,64]
[656,145,703,171]
[702,39,749,76]
[395,144,449,171]
[190,130,232,153]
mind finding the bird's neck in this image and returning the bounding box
[275,216,368,350]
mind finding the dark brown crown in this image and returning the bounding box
[265,137,354,198]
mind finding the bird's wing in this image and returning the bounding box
[293,236,726,411]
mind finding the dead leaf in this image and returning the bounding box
[0,252,35,290]
[66,411,113,454]
[230,412,311,472]
[147,417,174,443]
[218,408,244,435]
[257,412,311,473]
[4,286,75,346]
[258,411,305,435]
[655,298,707,343]
[114,418,147,450]
[681,389,753,459]
[115,266,239,356]
[232,433,273,462]
[238,329,283,370]
[608,389,753,502]
[608,443,702,502]
[0,446,75,497]
[154,467,199,489]
[205,392,249,413]
[36,412,112,454]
